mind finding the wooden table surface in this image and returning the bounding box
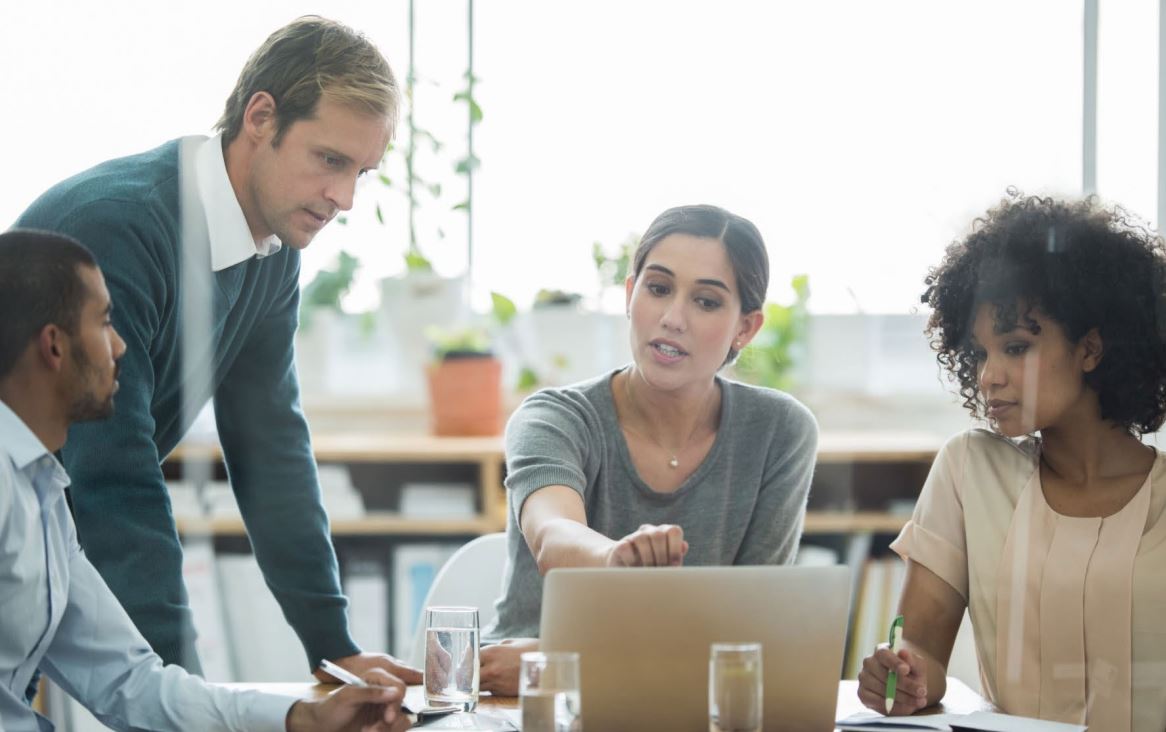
[228,676,992,729]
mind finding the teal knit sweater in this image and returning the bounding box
[14,140,359,672]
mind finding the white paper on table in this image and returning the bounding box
[953,712,1086,732]
[835,711,1087,732]
[835,712,958,730]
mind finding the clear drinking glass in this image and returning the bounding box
[520,651,582,732]
[709,643,762,732]
[424,606,480,709]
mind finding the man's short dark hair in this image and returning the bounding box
[0,229,98,380]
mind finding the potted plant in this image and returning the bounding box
[592,233,637,313]
[296,251,361,396]
[425,326,502,436]
[300,250,359,328]
[732,274,811,391]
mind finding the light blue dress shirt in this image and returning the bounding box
[0,401,294,731]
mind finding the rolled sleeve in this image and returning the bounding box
[889,432,971,600]
[503,391,593,525]
[890,520,969,601]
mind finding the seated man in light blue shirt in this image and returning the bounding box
[0,229,410,732]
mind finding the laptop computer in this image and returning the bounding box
[539,565,850,732]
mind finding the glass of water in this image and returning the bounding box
[709,643,762,732]
[424,606,480,709]
[520,651,582,732]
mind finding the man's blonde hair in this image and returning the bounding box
[216,16,399,145]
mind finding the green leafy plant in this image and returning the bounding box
[733,274,810,391]
[300,251,360,328]
[592,233,637,289]
[490,291,517,326]
[425,325,492,360]
[371,2,482,273]
[425,290,516,362]
[488,291,542,391]
[533,289,583,309]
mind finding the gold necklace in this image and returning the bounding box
[621,372,716,469]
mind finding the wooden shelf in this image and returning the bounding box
[169,434,505,464]
[168,432,932,538]
[802,511,908,535]
[815,431,943,463]
[176,510,903,537]
[176,512,505,537]
[170,430,942,465]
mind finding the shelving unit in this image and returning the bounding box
[166,429,943,667]
[167,434,509,536]
[167,430,943,538]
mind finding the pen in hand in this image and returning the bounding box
[884,615,904,713]
[318,658,369,687]
[319,658,436,721]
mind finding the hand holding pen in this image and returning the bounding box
[855,615,929,715]
[284,660,409,732]
[884,616,904,712]
[319,659,461,727]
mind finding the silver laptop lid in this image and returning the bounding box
[540,565,850,732]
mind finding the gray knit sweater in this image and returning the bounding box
[485,369,818,640]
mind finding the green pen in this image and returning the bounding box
[884,615,904,713]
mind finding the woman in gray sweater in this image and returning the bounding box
[479,204,819,693]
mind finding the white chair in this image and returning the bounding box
[408,532,509,668]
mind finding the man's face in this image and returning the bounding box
[247,95,393,250]
[65,266,126,422]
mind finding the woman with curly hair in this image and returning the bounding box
[857,193,1166,731]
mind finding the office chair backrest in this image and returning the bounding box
[408,532,508,668]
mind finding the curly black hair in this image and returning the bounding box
[921,191,1166,434]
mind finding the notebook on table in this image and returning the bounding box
[836,710,1087,732]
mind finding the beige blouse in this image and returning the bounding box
[890,429,1166,732]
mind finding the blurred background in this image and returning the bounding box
[3,0,1158,426]
[4,1,1162,725]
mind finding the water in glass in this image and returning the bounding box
[424,626,480,708]
[709,643,762,732]
[521,688,581,732]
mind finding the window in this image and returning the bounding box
[0,2,1112,317]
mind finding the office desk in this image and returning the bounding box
[228,677,992,729]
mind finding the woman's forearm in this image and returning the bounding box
[529,517,615,573]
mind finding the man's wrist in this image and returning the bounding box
[285,700,315,732]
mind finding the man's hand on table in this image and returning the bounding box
[314,651,424,686]
[286,667,411,732]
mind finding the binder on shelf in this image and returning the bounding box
[218,552,308,681]
[181,536,233,682]
[343,559,390,654]
[399,482,477,519]
[319,464,365,519]
[795,544,840,566]
[845,557,908,678]
[391,543,461,658]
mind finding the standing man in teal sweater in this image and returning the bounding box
[13,16,422,686]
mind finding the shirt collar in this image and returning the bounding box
[192,134,282,272]
[0,400,66,482]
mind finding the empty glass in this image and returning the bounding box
[520,651,582,732]
[709,643,762,732]
[424,606,480,709]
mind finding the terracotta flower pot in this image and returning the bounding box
[426,356,503,436]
